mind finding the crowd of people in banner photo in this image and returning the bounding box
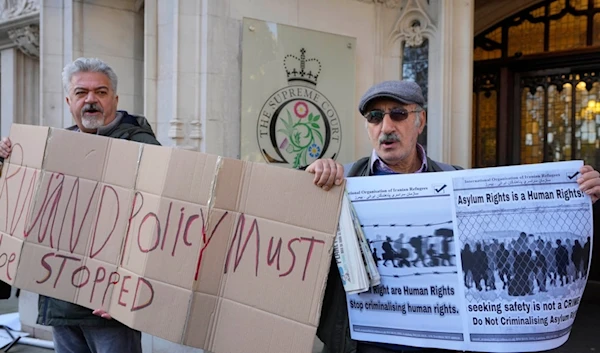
[368,229,591,297]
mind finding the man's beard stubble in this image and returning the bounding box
[81,103,105,129]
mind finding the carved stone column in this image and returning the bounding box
[168,118,185,143]
[0,0,40,58]
[149,0,204,149]
[0,0,40,136]
[0,0,40,20]
[8,24,39,57]
[440,0,474,168]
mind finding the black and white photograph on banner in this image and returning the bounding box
[356,197,458,281]
[450,161,595,351]
[456,207,592,303]
[345,173,465,351]
[368,226,456,270]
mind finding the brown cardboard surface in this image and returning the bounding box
[0,232,23,285]
[120,191,161,276]
[103,139,142,189]
[209,299,317,353]
[162,149,217,205]
[210,157,244,212]
[43,128,108,180]
[0,165,41,238]
[108,268,192,343]
[15,242,84,304]
[141,199,207,290]
[182,292,218,348]
[74,257,119,310]
[236,161,344,235]
[135,144,170,195]
[219,215,333,325]
[5,124,49,170]
[86,184,134,265]
[26,173,101,256]
[193,207,235,295]
[0,123,344,353]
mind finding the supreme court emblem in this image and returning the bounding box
[257,48,342,169]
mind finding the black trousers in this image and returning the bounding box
[0,281,11,300]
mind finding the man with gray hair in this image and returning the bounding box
[307,80,460,353]
[305,80,600,353]
[0,57,159,353]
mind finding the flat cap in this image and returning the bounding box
[358,80,425,115]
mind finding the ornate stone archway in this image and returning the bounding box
[0,0,40,136]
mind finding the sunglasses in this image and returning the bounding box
[364,108,422,124]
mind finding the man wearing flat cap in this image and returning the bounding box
[305,80,600,353]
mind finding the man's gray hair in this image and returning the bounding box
[62,57,118,93]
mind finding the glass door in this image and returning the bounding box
[519,70,600,167]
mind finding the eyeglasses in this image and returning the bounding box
[364,108,422,124]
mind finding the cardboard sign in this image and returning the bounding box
[0,124,343,353]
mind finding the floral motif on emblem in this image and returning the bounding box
[277,101,324,168]
[294,101,309,119]
[308,143,321,158]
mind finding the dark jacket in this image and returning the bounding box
[37,111,160,327]
[316,155,461,353]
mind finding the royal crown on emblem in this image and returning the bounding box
[284,48,322,85]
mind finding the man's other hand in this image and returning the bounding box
[0,137,11,159]
[305,158,344,191]
[578,165,600,203]
[92,309,112,320]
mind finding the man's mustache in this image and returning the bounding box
[81,103,104,115]
[379,133,400,144]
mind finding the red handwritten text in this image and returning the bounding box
[224,214,326,281]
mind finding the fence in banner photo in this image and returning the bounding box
[0,124,345,353]
[338,160,593,353]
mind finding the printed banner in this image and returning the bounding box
[346,160,593,352]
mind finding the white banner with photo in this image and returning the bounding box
[345,160,593,352]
